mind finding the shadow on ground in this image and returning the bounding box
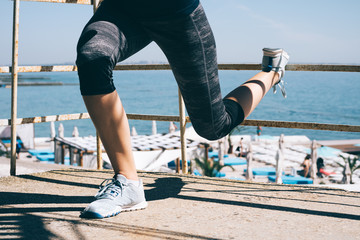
[0,169,359,239]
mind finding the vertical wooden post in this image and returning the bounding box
[92,0,103,170]
[79,151,84,167]
[69,147,74,165]
[93,0,100,12]
[54,139,60,164]
[61,144,65,165]
[175,157,180,174]
[204,144,209,164]
[10,0,20,176]
[178,88,187,174]
[96,133,103,170]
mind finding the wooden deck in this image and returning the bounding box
[1,169,360,239]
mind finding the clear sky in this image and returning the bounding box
[0,0,359,66]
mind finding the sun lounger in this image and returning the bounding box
[244,167,277,176]
[213,157,246,166]
[268,175,313,184]
[36,153,55,162]
[28,149,70,163]
[28,149,55,161]
[191,169,226,178]
[28,149,53,156]
[208,151,228,158]
[214,171,226,177]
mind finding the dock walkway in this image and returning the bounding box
[1,168,360,239]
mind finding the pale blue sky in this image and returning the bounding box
[0,0,359,65]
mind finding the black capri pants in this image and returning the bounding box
[76,0,244,140]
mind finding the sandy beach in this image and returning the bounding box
[2,134,360,192]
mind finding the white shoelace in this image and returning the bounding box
[273,79,287,98]
[95,178,127,199]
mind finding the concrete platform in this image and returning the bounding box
[0,154,74,178]
[0,169,360,240]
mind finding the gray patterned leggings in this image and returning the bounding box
[76,1,244,140]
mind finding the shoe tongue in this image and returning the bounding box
[114,174,128,184]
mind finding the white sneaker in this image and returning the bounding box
[262,48,290,98]
[80,174,147,219]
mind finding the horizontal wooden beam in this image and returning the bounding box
[242,119,360,133]
[1,113,359,133]
[1,64,359,74]
[17,0,92,5]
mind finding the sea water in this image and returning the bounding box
[0,70,359,140]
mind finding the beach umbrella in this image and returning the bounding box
[344,160,351,184]
[218,138,224,166]
[0,126,11,138]
[246,141,253,180]
[310,140,318,180]
[305,145,341,158]
[50,122,55,139]
[317,146,341,158]
[72,126,79,137]
[131,126,138,136]
[224,135,229,155]
[58,123,64,138]
[152,121,157,135]
[169,122,176,133]
[50,122,56,152]
[275,134,284,184]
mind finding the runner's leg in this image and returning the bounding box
[76,1,152,180]
[142,4,281,140]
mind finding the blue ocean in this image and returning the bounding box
[0,70,359,140]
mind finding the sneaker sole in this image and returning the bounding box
[104,201,148,218]
[80,201,148,219]
[263,48,289,59]
[122,200,148,212]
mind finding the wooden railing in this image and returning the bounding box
[3,0,360,176]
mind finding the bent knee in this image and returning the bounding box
[76,21,121,67]
[192,123,227,141]
[77,57,116,96]
[76,22,121,96]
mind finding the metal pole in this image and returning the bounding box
[92,0,103,170]
[178,88,187,174]
[10,0,20,176]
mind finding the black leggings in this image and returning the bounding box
[76,1,244,140]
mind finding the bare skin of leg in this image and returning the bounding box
[83,91,139,181]
[82,71,278,182]
[225,71,279,118]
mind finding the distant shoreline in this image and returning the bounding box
[0,75,51,81]
[0,82,80,87]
